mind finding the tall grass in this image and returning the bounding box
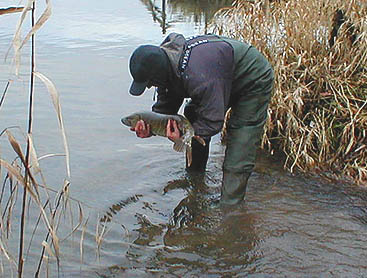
[0,1,82,277]
[212,0,367,185]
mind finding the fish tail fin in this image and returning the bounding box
[186,145,192,167]
[173,139,186,152]
[193,136,206,146]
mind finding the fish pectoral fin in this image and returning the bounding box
[193,135,206,146]
[173,139,186,152]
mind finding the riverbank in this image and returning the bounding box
[212,0,367,185]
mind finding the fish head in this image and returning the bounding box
[121,113,141,128]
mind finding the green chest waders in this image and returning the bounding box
[220,68,274,205]
[180,36,274,205]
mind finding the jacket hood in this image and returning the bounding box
[160,33,186,79]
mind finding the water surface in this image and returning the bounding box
[0,1,366,277]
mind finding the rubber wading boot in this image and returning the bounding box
[186,137,210,172]
[220,171,251,205]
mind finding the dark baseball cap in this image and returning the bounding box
[129,45,168,96]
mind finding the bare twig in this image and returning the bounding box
[0,7,25,16]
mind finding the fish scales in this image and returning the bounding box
[132,112,186,137]
[121,111,206,167]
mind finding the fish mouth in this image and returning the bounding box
[121,117,130,126]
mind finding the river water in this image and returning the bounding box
[0,1,367,277]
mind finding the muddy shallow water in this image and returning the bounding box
[0,1,367,277]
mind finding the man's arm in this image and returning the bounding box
[132,87,184,138]
[152,87,184,115]
[153,87,183,140]
[189,79,231,138]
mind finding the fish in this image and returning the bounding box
[121,111,206,166]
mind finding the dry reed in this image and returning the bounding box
[0,1,82,277]
[0,1,132,277]
[0,7,25,16]
[212,0,367,184]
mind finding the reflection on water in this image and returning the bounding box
[93,167,367,278]
[168,0,232,23]
[141,0,233,34]
[92,155,367,277]
[100,194,143,223]
[122,171,260,277]
[1,0,367,277]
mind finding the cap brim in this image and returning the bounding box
[129,80,148,96]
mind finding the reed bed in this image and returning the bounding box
[0,1,88,277]
[212,0,367,185]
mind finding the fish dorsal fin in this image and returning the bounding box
[173,138,186,152]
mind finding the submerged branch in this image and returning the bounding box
[0,7,24,16]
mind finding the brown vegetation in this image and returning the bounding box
[212,0,367,184]
[0,7,24,16]
[0,2,83,277]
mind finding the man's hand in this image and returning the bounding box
[131,120,152,138]
[166,119,180,142]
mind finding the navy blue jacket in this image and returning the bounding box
[152,33,272,138]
